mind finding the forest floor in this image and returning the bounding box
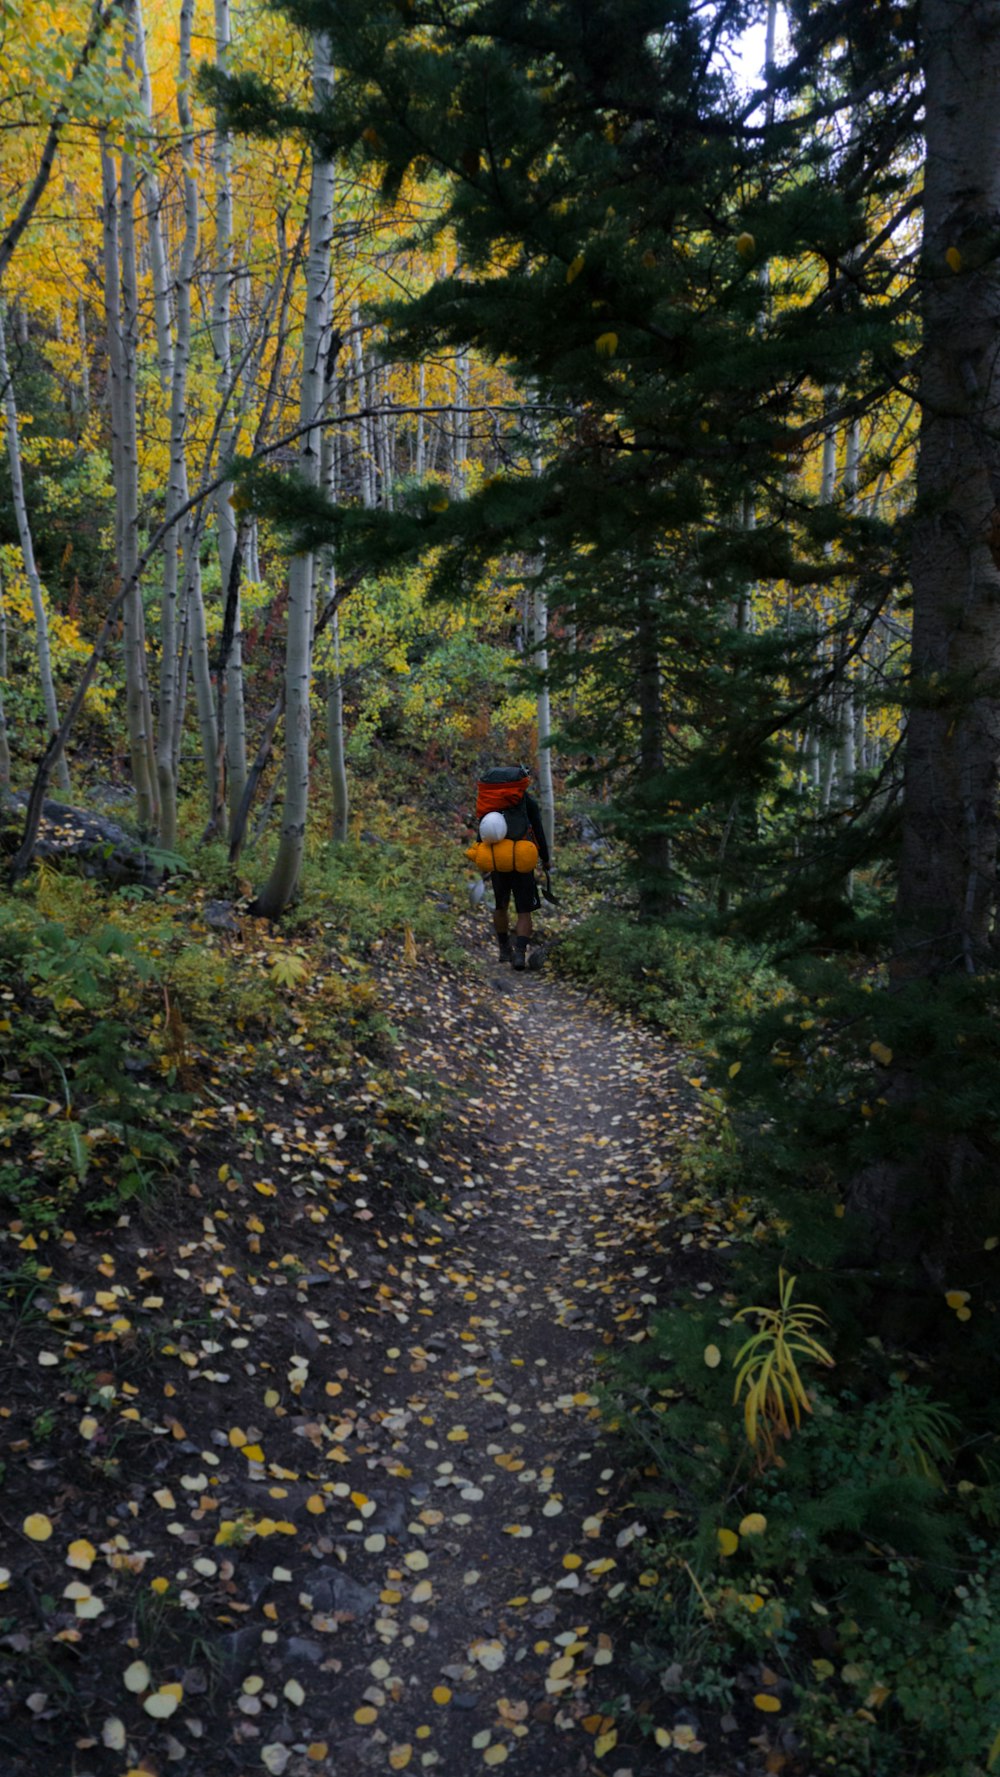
[0,910,774,1777]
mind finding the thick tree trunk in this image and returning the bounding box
[0,305,70,790]
[893,0,1000,975]
[254,35,334,916]
[848,0,1000,1266]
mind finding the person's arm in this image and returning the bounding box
[525,793,550,867]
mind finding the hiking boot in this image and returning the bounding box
[511,936,528,971]
[496,933,513,963]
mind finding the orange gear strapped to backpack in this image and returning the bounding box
[469,837,540,874]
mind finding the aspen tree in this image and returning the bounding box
[212,0,247,832]
[255,33,335,915]
[321,371,349,843]
[0,303,70,790]
[528,425,554,857]
[100,126,156,829]
[0,562,9,793]
[133,0,187,846]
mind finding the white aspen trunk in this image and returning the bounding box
[132,0,172,391]
[247,518,260,584]
[0,560,12,792]
[149,0,199,849]
[533,586,555,858]
[415,363,426,476]
[187,543,219,814]
[450,352,469,496]
[255,34,334,916]
[119,87,159,827]
[838,416,861,791]
[378,384,394,510]
[320,375,349,841]
[326,607,348,842]
[528,422,554,855]
[0,303,70,790]
[101,131,155,828]
[77,296,90,412]
[352,314,375,507]
[806,726,821,791]
[212,0,247,831]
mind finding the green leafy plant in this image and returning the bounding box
[732,1268,835,1463]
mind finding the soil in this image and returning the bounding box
[0,923,758,1777]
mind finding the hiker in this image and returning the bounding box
[468,765,551,970]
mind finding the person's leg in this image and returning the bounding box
[510,876,535,968]
[492,874,513,959]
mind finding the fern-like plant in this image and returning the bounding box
[732,1269,835,1465]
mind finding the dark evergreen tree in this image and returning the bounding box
[214,0,918,913]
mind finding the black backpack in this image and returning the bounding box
[476,766,533,843]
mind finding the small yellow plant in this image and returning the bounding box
[732,1268,834,1464]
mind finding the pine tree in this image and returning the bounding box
[216,0,915,909]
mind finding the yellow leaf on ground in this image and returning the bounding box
[23,1514,53,1542]
[754,1693,781,1713]
[717,1528,739,1556]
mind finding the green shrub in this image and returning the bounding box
[606,1280,1000,1777]
[554,909,787,1046]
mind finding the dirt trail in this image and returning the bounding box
[249,943,699,1777]
[2,937,729,1777]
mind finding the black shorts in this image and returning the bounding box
[491,870,538,914]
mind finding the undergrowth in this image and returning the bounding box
[553,908,786,1045]
[585,907,1000,1776]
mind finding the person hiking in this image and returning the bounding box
[469,764,551,970]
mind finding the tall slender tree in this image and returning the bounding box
[255,34,335,916]
[0,303,71,790]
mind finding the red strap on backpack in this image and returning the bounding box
[476,776,529,818]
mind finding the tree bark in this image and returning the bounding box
[100,131,156,830]
[254,34,335,917]
[136,0,198,850]
[0,304,71,790]
[533,585,555,858]
[327,607,349,841]
[320,372,349,842]
[213,0,247,832]
[636,587,671,910]
[847,0,1000,1269]
[894,0,1000,976]
[0,560,12,793]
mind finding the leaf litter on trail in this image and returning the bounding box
[0,935,717,1775]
